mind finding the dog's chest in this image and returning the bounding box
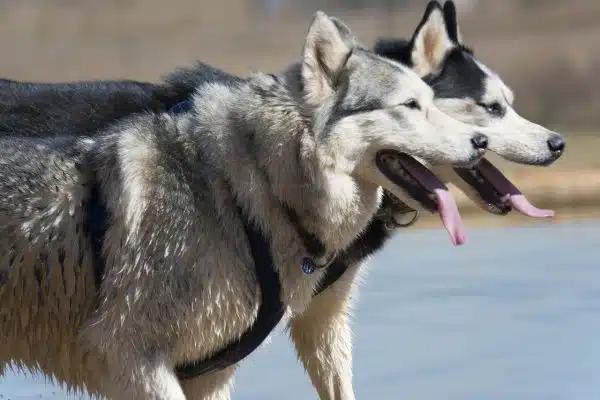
[172,289,261,364]
[316,182,382,252]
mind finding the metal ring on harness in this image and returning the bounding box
[385,209,420,229]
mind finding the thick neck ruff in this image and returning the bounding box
[169,100,333,378]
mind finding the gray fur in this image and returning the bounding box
[0,12,484,399]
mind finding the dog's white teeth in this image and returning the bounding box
[500,194,511,203]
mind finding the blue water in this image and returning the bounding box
[1,221,599,399]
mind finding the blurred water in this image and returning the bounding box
[1,221,599,399]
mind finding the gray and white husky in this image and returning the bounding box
[0,12,486,399]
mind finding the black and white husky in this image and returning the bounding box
[375,1,564,220]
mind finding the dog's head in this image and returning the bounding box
[374,1,563,218]
[294,11,490,244]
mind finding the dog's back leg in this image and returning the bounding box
[180,365,236,400]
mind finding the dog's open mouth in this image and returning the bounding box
[454,158,554,218]
[376,150,466,245]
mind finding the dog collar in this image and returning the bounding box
[281,204,338,275]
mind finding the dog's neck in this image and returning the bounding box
[190,72,380,254]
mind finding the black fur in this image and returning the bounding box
[443,0,461,43]
[0,62,243,137]
[373,39,413,69]
[426,48,486,101]
[0,79,170,136]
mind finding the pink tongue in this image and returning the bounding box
[397,154,467,246]
[435,188,467,246]
[508,195,554,218]
[477,159,554,218]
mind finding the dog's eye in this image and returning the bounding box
[479,102,505,117]
[402,99,421,110]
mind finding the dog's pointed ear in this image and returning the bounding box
[302,11,354,105]
[410,1,455,76]
[443,1,463,44]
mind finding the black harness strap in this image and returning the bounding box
[313,259,349,297]
[281,204,326,258]
[175,204,285,379]
[84,169,109,292]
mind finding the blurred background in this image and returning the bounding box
[0,0,598,221]
[1,1,600,399]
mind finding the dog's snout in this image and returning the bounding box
[547,134,565,155]
[470,133,489,151]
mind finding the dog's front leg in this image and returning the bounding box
[100,351,186,400]
[179,365,237,400]
[289,263,361,400]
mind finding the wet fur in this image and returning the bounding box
[0,3,557,398]
[0,2,563,398]
[0,60,376,400]
[0,41,407,400]
[0,12,482,399]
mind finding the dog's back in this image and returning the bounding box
[0,79,165,136]
[163,62,243,97]
[0,62,242,137]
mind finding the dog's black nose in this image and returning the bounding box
[547,135,565,154]
[470,133,488,150]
